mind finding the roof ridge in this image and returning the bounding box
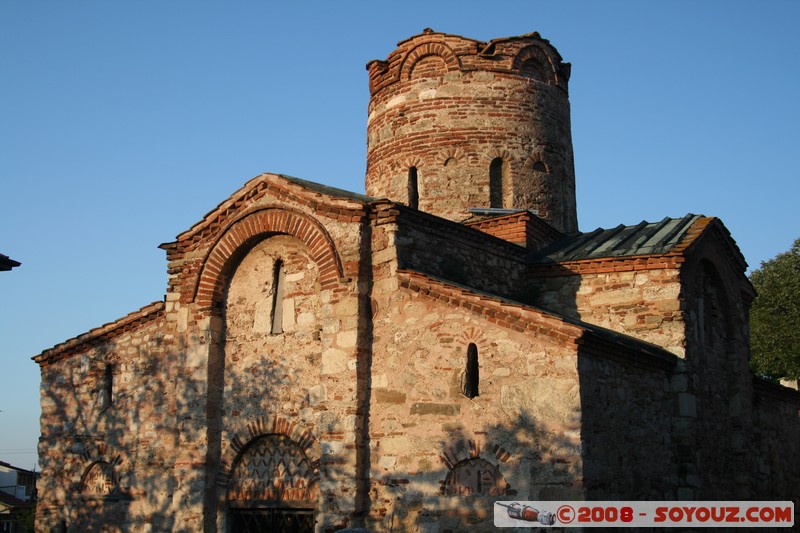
[33,301,165,365]
[532,214,709,263]
[168,173,371,248]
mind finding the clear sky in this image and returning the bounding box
[2,1,798,469]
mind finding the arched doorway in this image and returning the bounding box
[227,434,318,532]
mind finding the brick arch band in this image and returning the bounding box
[512,45,562,86]
[79,441,124,468]
[439,437,512,469]
[217,415,321,487]
[399,42,460,80]
[70,442,124,490]
[194,207,345,307]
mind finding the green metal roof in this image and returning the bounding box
[530,214,703,262]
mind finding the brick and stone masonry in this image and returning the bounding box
[33,30,798,532]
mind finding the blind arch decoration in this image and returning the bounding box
[228,434,318,504]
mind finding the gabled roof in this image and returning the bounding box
[531,214,703,262]
[280,174,376,203]
[0,461,36,475]
[164,173,377,251]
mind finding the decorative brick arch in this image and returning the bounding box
[525,154,551,174]
[458,326,489,353]
[513,45,559,85]
[439,436,512,468]
[400,42,460,80]
[79,441,124,469]
[396,156,424,173]
[71,442,124,493]
[440,148,466,167]
[218,414,321,487]
[194,207,344,308]
[439,437,513,496]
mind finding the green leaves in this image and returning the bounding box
[749,238,800,380]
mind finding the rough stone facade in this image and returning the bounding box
[34,30,798,532]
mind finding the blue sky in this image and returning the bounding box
[2,1,798,468]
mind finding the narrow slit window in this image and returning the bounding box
[408,166,419,209]
[464,343,479,398]
[271,259,285,334]
[489,158,503,208]
[103,363,114,408]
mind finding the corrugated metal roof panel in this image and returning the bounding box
[530,214,703,262]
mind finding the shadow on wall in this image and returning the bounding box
[359,414,582,532]
[38,331,587,533]
[576,343,678,501]
[39,327,324,533]
[37,332,195,532]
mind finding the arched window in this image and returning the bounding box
[443,457,507,496]
[81,461,118,495]
[408,166,419,209]
[520,58,546,82]
[489,158,504,208]
[532,160,547,173]
[464,343,479,399]
[271,259,285,334]
[228,434,317,530]
[103,363,114,409]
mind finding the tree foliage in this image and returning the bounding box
[749,238,800,380]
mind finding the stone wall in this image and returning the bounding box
[35,187,800,532]
[678,230,755,499]
[534,266,686,356]
[366,270,584,531]
[161,178,371,531]
[35,175,376,532]
[390,207,531,303]
[204,228,369,531]
[752,380,800,512]
[578,353,676,499]
[36,305,182,532]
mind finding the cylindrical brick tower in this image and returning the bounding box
[365,29,578,233]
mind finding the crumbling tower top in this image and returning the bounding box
[365,29,578,233]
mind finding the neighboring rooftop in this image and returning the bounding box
[0,461,36,475]
[0,253,20,271]
[0,489,33,509]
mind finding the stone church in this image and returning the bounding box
[34,30,798,532]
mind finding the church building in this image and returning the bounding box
[33,30,799,532]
